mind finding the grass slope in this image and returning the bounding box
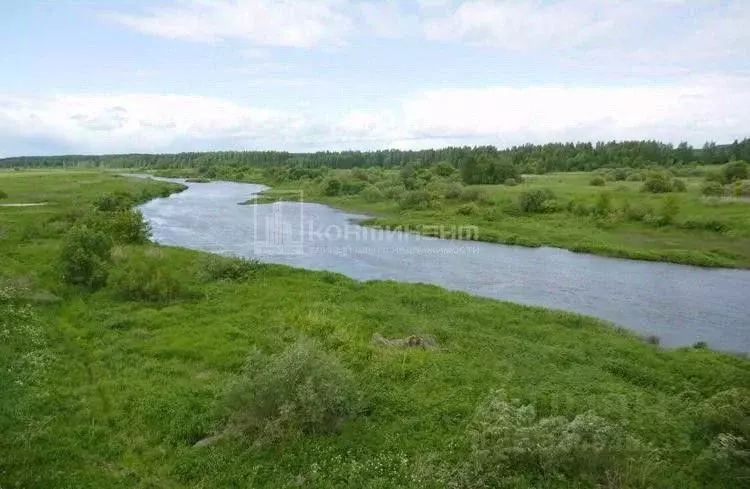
[1,170,748,488]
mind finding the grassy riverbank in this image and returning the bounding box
[229,167,750,269]
[2,170,749,488]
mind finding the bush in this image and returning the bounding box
[723,161,748,183]
[456,203,480,216]
[463,390,642,487]
[434,161,456,177]
[704,170,725,184]
[83,209,151,244]
[671,178,687,192]
[108,251,188,302]
[399,189,438,210]
[225,338,361,447]
[589,176,606,186]
[626,171,645,182]
[0,189,7,200]
[658,195,681,225]
[699,388,750,438]
[518,188,557,213]
[93,191,135,212]
[360,184,384,202]
[198,255,262,281]
[593,192,613,218]
[321,177,343,196]
[504,178,518,186]
[642,173,672,193]
[59,226,112,289]
[701,181,725,197]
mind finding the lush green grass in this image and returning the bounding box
[2,170,749,488]
[249,169,750,268]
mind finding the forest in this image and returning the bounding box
[2,139,750,178]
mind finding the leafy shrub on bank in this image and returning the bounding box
[460,390,644,488]
[701,181,725,197]
[723,161,748,183]
[589,176,606,187]
[108,250,189,302]
[504,178,518,186]
[360,184,385,202]
[93,191,135,212]
[679,219,730,233]
[225,338,361,447]
[83,209,151,244]
[0,189,7,200]
[457,203,480,216]
[59,226,112,289]
[518,188,557,213]
[399,189,439,210]
[198,255,263,282]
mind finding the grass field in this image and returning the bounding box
[246,169,750,269]
[1,170,749,488]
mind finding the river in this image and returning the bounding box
[135,177,750,353]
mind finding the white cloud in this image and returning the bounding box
[422,0,747,71]
[1,75,747,156]
[104,0,355,48]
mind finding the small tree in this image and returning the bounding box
[702,181,725,197]
[0,189,7,200]
[321,177,343,196]
[642,173,672,193]
[518,188,557,213]
[59,226,112,289]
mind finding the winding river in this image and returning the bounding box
[136,177,750,353]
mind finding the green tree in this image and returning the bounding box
[59,226,112,289]
[723,161,748,183]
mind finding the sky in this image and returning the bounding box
[1,0,748,157]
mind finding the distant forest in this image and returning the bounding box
[1,139,749,175]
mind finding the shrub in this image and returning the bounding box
[108,251,187,302]
[434,161,456,177]
[593,192,613,218]
[321,177,343,196]
[59,226,112,289]
[642,173,672,193]
[626,171,645,182]
[589,176,606,186]
[518,188,557,213]
[723,161,748,183]
[671,178,687,192]
[699,388,750,438]
[463,390,641,487]
[504,178,518,186]
[704,170,725,184]
[0,189,7,200]
[225,338,361,447]
[93,191,135,212]
[198,255,262,281]
[83,209,151,244]
[360,184,384,202]
[399,189,438,210]
[658,195,681,225]
[701,181,725,197]
[457,203,480,216]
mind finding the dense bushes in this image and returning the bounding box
[198,255,262,281]
[93,190,135,211]
[0,189,7,199]
[518,188,557,213]
[108,250,188,302]
[59,226,113,289]
[398,189,439,210]
[225,339,361,447]
[461,391,643,487]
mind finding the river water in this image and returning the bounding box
[136,177,750,353]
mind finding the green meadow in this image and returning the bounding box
[1,169,749,488]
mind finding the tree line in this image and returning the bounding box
[2,139,749,182]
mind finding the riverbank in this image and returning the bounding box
[2,170,749,488]
[243,171,750,269]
